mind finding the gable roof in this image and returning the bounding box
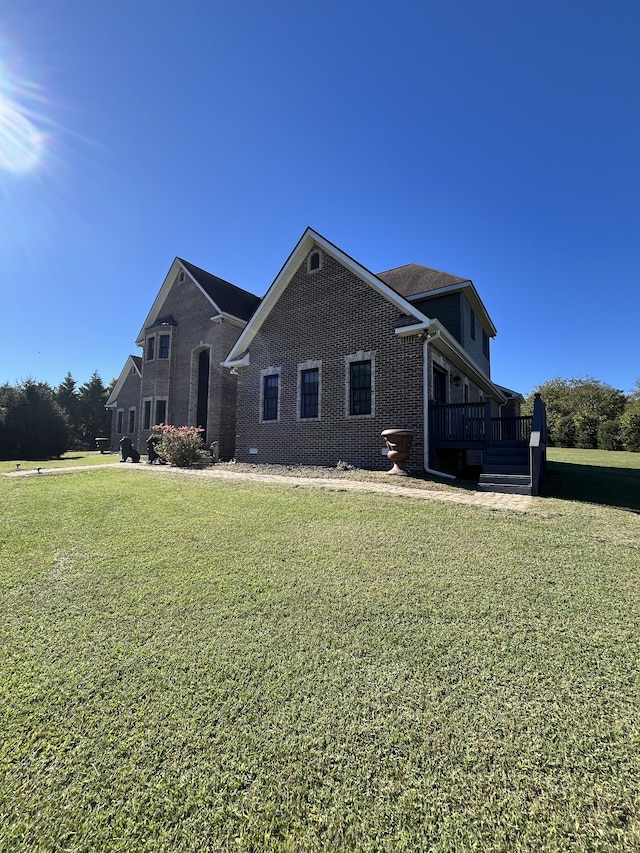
[178,259,261,321]
[105,355,142,408]
[222,228,431,367]
[378,264,497,338]
[135,257,260,346]
[377,263,468,296]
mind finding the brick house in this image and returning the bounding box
[222,228,529,477]
[106,257,260,458]
[107,228,545,491]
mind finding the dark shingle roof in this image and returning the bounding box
[178,259,260,322]
[377,264,468,298]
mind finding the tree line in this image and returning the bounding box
[524,377,640,451]
[0,372,115,460]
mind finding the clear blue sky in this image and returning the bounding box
[1,0,638,396]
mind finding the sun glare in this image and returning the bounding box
[0,57,47,174]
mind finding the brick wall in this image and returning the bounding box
[137,273,245,456]
[235,249,425,470]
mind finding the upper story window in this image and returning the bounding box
[261,370,280,422]
[300,367,319,419]
[159,334,170,359]
[482,330,489,358]
[146,336,155,361]
[307,250,322,273]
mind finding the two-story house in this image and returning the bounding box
[106,257,260,459]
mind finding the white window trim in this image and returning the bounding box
[345,350,376,419]
[116,408,124,434]
[260,367,281,423]
[297,360,321,422]
[128,407,136,434]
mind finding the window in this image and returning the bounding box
[350,360,372,415]
[143,400,152,430]
[470,310,476,341]
[159,334,170,359]
[155,399,166,425]
[309,251,320,271]
[128,409,135,433]
[116,410,124,433]
[262,374,279,421]
[300,368,319,419]
[482,330,489,358]
[146,336,155,361]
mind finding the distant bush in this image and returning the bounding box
[554,415,576,448]
[153,424,204,467]
[597,419,623,451]
[620,412,640,453]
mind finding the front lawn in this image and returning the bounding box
[0,465,638,851]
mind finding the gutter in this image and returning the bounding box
[422,327,456,480]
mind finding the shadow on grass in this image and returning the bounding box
[544,461,640,512]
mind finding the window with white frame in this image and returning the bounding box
[298,361,321,420]
[128,408,136,433]
[116,409,124,433]
[260,368,280,422]
[146,336,155,361]
[345,351,375,417]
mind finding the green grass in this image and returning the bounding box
[546,447,640,511]
[0,451,118,473]
[1,461,639,851]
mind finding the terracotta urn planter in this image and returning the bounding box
[381,428,413,476]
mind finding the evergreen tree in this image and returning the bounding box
[77,371,112,447]
[0,380,69,459]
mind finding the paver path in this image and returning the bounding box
[5,462,536,513]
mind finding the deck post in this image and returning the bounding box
[484,400,493,442]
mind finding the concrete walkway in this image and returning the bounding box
[5,462,536,513]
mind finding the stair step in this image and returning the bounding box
[477,482,532,495]
[482,464,530,475]
[479,474,530,486]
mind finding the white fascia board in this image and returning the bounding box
[225,228,427,362]
[210,312,246,329]
[407,280,497,337]
[221,351,250,369]
[135,258,223,345]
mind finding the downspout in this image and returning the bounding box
[423,328,456,480]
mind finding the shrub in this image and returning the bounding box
[620,411,640,452]
[575,415,599,449]
[553,415,577,448]
[152,424,204,467]
[597,419,623,451]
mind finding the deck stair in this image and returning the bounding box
[477,440,531,495]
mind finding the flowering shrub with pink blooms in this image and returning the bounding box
[152,424,204,467]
